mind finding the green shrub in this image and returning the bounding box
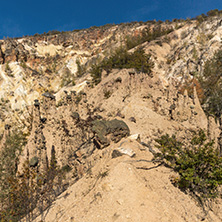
[207,9,219,17]
[0,130,65,221]
[90,46,154,84]
[20,60,27,69]
[60,67,74,87]
[103,89,112,99]
[102,47,130,70]
[98,170,109,179]
[62,164,72,172]
[154,130,222,201]
[75,94,82,104]
[125,35,142,50]
[76,59,86,77]
[5,62,13,77]
[181,30,188,39]
[0,130,27,221]
[90,64,102,85]
[126,25,174,49]
[128,48,154,74]
[199,49,222,118]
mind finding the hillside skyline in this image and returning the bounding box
[0,0,221,39]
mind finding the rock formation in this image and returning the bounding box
[1,14,222,221]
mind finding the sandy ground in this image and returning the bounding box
[34,138,222,222]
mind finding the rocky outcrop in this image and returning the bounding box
[2,15,222,221]
[33,131,222,222]
[0,124,11,151]
[18,98,48,173]
[92,119,130,148]
[18,92,130,178]
[0,16,222,135]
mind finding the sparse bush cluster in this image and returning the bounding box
[20,60,27,69]
[103,89,112,99]
[154,130,222,202]
[0,130,66,221]
[0,130,27,221]
[61,67,75,87]
[124,9,222,49]
[195,9,222,25]
[126,25,174,49]
[178,78,205,104]
[5,62,13,77]
[33,30,61,37]
[90,47,154,84]
[90,63,102,85]
[199,49,222,117]
[76,59,86,77]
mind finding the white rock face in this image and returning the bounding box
[112,147,136,158]
[35,43,62,56]
[66,58,78,74]
[128,134,141,142]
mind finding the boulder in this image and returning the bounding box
[29,156,39,167]
[42,92,55,100]
[128,134,141,142]
[112,147,136,158]
[92,119,130,148]
[71,112,80,122]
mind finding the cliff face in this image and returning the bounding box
[0,17,221,134]
[0,24,132,132]
[17,68,215,176]
[1,15,222,221]
[16,67,222,221]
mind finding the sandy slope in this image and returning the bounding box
[34,138,222,222]
[30,67,222,222]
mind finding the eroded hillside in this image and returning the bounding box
[0,16,221,133]
[1,12,222,221]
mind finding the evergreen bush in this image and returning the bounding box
[199,49,222,118]
[0,131,66,221]
[126,25,174,50]
[154,130,222,202]
[90,46,154,84]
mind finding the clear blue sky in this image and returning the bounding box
[0,0,221,39]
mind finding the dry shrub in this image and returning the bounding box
[179,78,205,103]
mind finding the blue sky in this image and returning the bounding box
[0,0,221,39]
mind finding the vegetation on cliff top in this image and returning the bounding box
[11,8,221,40]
